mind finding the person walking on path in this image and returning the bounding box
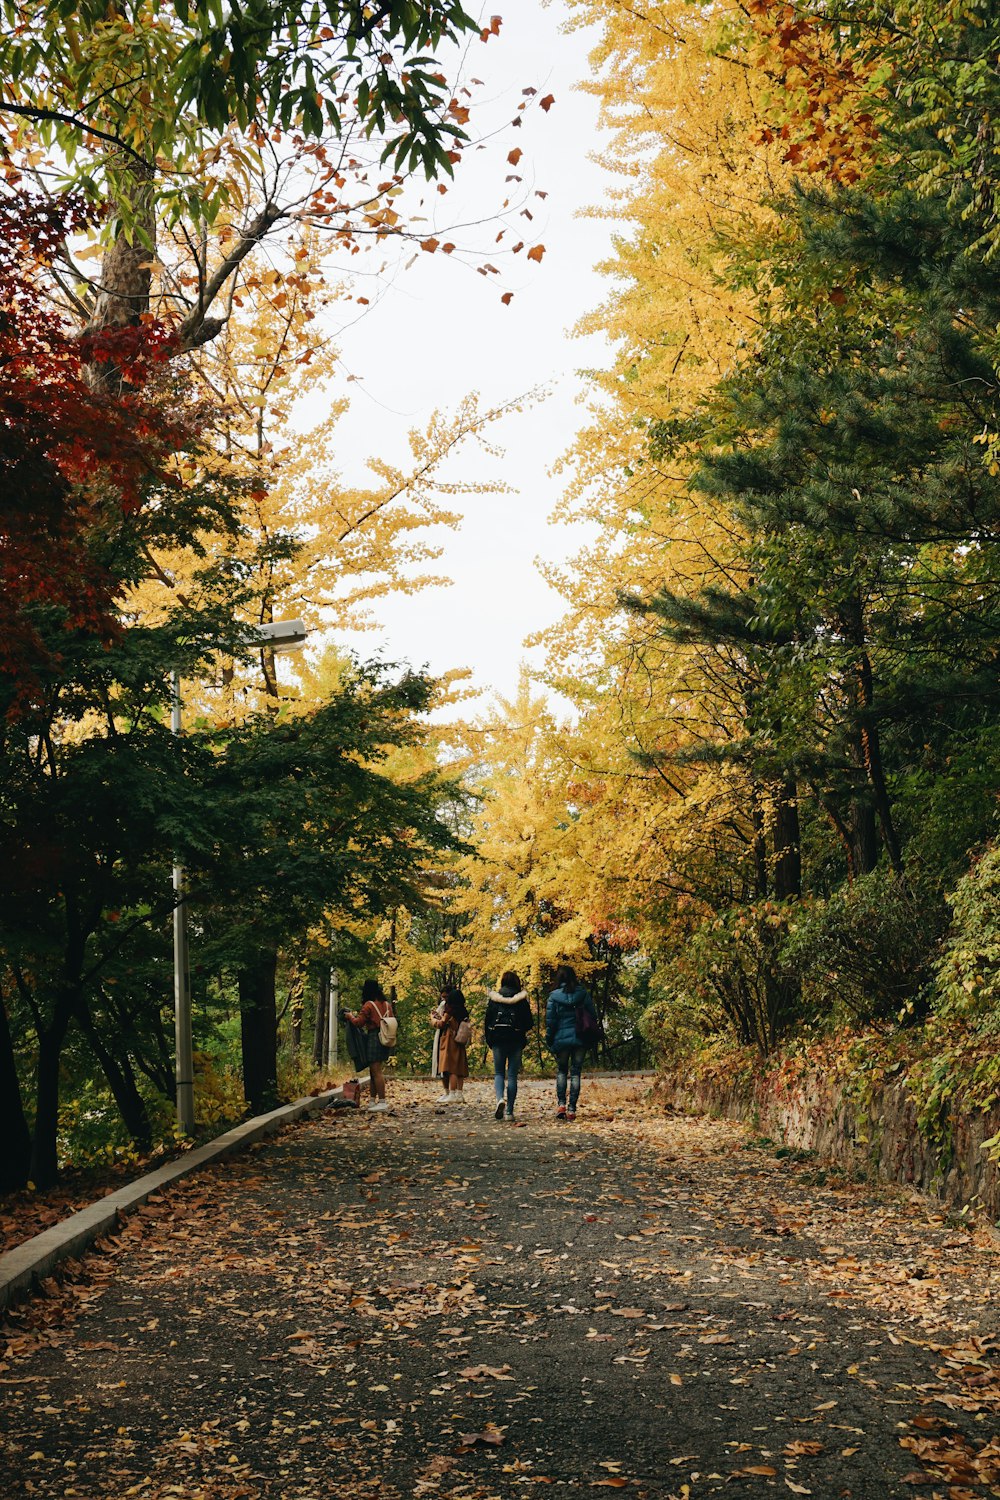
[344,979,395,1113]
[545,964,597,1122]
[484,970,532,1121]
[433,987,470,1104]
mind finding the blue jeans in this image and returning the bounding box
[492,1043,524,1113]
[555,1048,584,1110]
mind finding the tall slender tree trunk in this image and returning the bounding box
[75,1002,152,1150]
[0,989,31,1191]
[600,954,614,1069]
[816,787,857,881]
[856,651,905,876]
[841,594,901,876]
[750,782,769,898]
[289,970,303,1055]
[387,910,398,1026]
[772,780,801,899]
[30,998,74,1188]
[239,950,279,1113]
[849,780,880,877]
[312,970,329,1068]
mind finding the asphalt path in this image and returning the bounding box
[3,1076,1000,1499]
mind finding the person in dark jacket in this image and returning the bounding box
[484,969,533,1121]
[545,964,597,1121]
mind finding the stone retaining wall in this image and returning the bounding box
[657,1065,1000,1220]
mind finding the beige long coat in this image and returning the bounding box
[438,1015,469,1078]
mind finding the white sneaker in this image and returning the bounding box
[434,1092,451,1104]
[367,1100,388,1113]
[453,1091,468,1104]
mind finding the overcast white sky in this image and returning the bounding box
[308,0,618,710]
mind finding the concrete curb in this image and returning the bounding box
[0,1076,369,1315]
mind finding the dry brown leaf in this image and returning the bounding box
[458,1364,513,1380]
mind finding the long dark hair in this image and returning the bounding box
[499,969,522,993]
[555,964,577,992]
[362,978,387,1005]
[444,987,469,1021]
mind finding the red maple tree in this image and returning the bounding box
[0,191,180,706]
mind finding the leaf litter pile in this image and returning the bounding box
[3,1077,1000,1498]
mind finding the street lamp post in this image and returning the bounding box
[328,969,339,1067]
[171,619,309,1135]
[171,669,196,1135]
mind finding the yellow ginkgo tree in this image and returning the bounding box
[126,235,509,722]
[525,0,801,1057]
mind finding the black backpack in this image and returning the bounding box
[490,1000,520,1038]
[491,996,527,1044]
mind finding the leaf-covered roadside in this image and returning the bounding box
[3,1079,1000,1497]
[0,1061,348,1257]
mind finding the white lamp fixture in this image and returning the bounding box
[246,618,308,653]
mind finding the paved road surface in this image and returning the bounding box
[3,1076,1000,1499]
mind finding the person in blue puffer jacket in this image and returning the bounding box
[545,964,598,1122]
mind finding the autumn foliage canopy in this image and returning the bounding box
[0,192,182,696]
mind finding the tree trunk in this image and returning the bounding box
[750,783,769,898]
[289,969,303,1055]
[849,782,880,877]
[771,780,801,899]
[815,786,857,882]
[600,954,613,1068]
[30,1001,73,1188]
[840,593,899,877]
[75,1002,152,1150]
[312,970,329,1068]
[239,950,280,1113]
[83,157,156,390]
[856,651,905,876]
[0,989,31,1191]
